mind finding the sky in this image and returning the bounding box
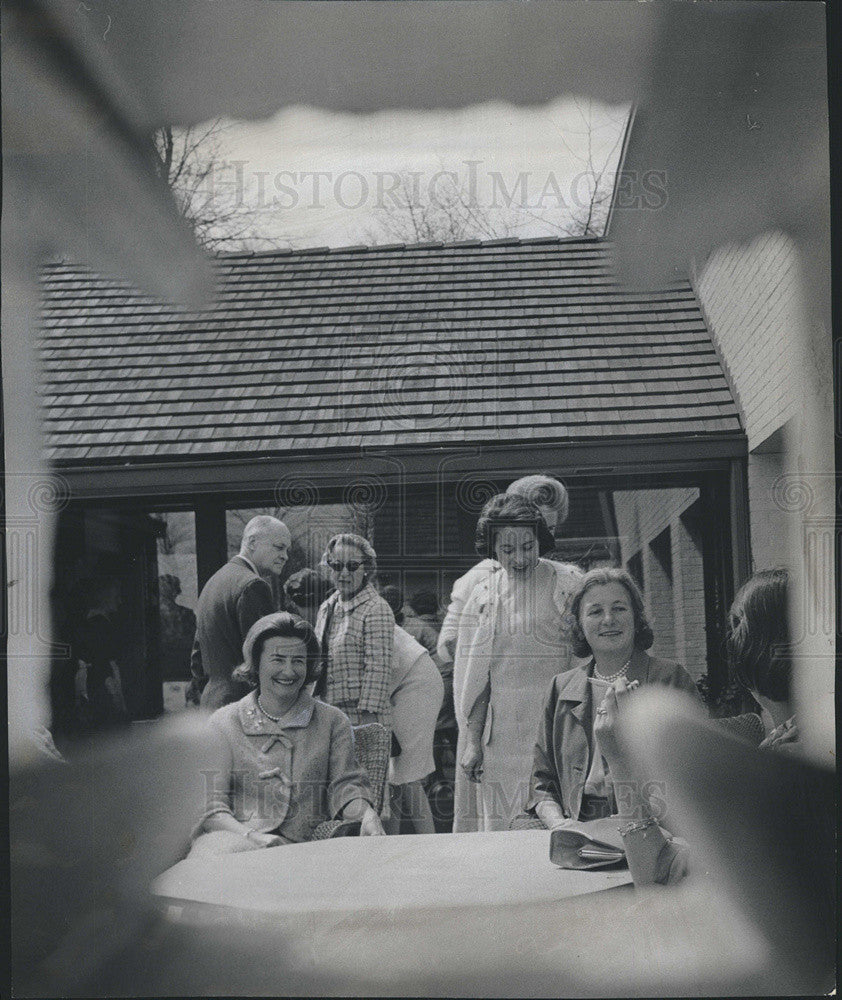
[203,98,630,250]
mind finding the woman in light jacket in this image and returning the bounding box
[443,476,573,832]
[191,612,383,855]
[459,493,582,831]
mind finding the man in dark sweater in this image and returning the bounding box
[188,515,291,710]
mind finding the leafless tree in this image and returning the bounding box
[364,170,523,245]
[364,104,628,246]
[527,99,629,238]
[153,120,284,252]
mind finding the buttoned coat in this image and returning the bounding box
[525,649,701,821]
[198,690,373,843]
[192,556,276,711]
[314,584,394,724]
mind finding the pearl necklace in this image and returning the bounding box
[257,696,283,722]
[593,657,632,683]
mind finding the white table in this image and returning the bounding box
[150,831,769,997]
[153,829,630,916]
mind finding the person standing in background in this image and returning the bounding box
[379,585,444,834]
[440,475,575,832]
[314,534,394,728]
[458,494,582,831]
[73,574,129,733]
[188,516,291,711]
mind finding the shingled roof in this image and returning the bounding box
[39,237,741,466]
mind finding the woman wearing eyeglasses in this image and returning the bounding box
[314,534,395,728]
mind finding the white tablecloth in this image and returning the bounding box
[150,831,770,997]
[153,830,629,915]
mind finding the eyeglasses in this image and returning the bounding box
[327,560,364,573]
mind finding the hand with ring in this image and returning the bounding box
[594,676,639,763]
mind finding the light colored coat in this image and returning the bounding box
[452,558,582,832]
[197,690,373,842]
[459,558,584,727]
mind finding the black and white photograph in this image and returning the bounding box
[2,0,836,995]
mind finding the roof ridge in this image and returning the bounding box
[216,233,606,260]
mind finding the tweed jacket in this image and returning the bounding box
[198,690,373,842]
[315,584,394,724]
[192,556,275,711]
[525,649,701,821]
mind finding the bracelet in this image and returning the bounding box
[617,816,657,838]
[243,828,255,841]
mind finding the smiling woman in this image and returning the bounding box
[315,534,395,729]
[457,494,582,831]
[189,612,384,855]
[523,568,700,830]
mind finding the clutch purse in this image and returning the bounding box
[549,817,627,870]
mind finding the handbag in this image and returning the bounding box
[549,817,627,870]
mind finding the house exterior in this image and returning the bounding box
[39,236,747,721]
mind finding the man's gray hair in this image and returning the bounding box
[240,514,287,551]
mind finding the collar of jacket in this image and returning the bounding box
[238,689,316,736]
[473,558,578,614]
[554,649,652,721]
[337,582,378,615]
[231,553,260,576]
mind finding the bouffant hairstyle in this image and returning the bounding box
[320,533,377,579]
[507,474,570,525]
[284,568,334,610]
[474,493,556,558]
[233,612,322,688]
[566,567,654,657]
[727,567,791,703]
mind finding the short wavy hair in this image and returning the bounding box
[507,474,570,525]
[727,567,791,702]
[284,568,333,610]
[233,612,322,688]
[320,533,377,579]
[474,493,556,559]
[566,567,654,657]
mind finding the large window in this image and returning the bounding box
[53,468,734,726]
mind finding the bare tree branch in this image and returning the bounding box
[153,120,291,253]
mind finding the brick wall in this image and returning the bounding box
[694,230,833,573]
[695,231,805,453]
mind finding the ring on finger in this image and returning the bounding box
[596,707,609,716]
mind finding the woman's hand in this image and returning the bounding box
[593,677,639,771]
[535,798,569,831]
[247,830,285,849]
[460,740,484,783]
[359,805,386,837]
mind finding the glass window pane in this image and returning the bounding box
[152,512,198,714]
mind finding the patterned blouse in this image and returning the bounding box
[315,583,395,725]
